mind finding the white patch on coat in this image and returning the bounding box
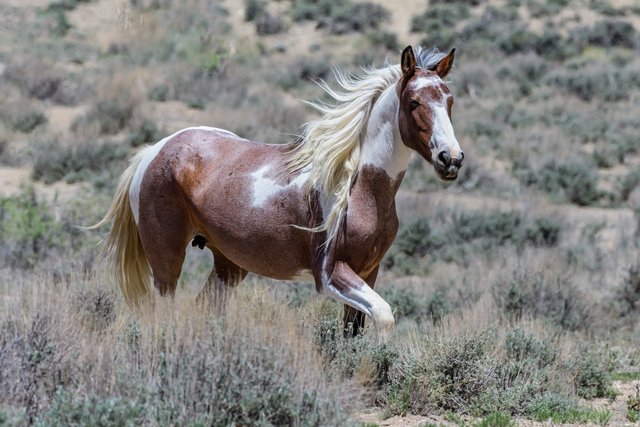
[428,105,461,159]
[130,126,238,223]
[359,85,412,179]
[251,165,310,207]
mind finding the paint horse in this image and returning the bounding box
[94,46,464,340]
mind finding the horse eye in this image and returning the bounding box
[410,100,420,110]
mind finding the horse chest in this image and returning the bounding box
[339,199,398,275]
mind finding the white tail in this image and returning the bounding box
[90,151,151,306]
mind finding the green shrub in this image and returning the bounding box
[148,84,169,102]
[493,272,591,331]
[293,0,389,34]
[620,167,640,201]
[35,390,147,427]
[0,188,63,269]
[412,3,468,47]
[386,211,562,273]
[545,66,638,102]
[388,328,496,414]
[498,29,539,55]
[573,351,613,399]
[8,110,47,133]
[367,31,398,50]
[474,411,515,427]
[255,12,286,35]
[244,0,266,21]
[527,0,570,17]
[525,218,561,246]
[516,159,602,206]
[614,265,640,319]
[126,120,163,147]
[628,388,640,423]
[571,20,639,49]
[526,393,608,423]
[32,140,127,184]
[72,99,135,135]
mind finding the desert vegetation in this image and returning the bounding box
[0,0,639,425]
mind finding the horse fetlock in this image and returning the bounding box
[371,299,395,335]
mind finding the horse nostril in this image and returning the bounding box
[437,151,451,167]
[453,152,464,168]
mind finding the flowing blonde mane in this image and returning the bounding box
[285,47,448,245]
[285,64,403,245]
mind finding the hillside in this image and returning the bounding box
[1,0,639,425]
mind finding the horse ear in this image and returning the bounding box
[434,48,455,78]
[401,45,416,76]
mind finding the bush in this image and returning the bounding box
[244,0,266,21]
[573,351,613,399]
[516,159,602,206]
[390,328,496,414]
[35,390,147,427]
[255,12,286,35]
[412,3,468,47]
[385,211,562,273]
[571,20,639,49]
[493,272,591,331]
[126,120,163,147]
[620,167,640,201]
[32,140,127,184]
[546,66,640,102]
[614,265,640,320]
[292,0,389,35]
[0,188,64,269]
[525,218,561,246]
[8,110,47,133]
[72,99,135,135]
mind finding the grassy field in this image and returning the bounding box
[1,0,639,425]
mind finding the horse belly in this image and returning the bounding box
[193,181,312,281]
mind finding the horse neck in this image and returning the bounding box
[359,84,412,181]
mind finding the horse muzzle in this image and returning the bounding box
[434,150,464,181]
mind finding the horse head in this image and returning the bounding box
[397,46,464,181]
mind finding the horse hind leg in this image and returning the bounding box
[198,248,247,309]
[137,199,191,297]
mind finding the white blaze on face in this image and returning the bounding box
[429,105,461,160]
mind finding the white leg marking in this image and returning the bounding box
[321,281,395,341]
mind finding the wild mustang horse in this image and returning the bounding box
[93,45,463,341]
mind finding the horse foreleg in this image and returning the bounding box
[343,266,380,338]
[198,249,247,311]
[320,261,394,343]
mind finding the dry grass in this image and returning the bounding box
[0,269,355,425]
